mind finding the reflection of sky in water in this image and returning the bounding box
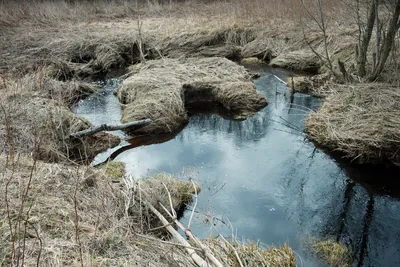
[76,70,400,267]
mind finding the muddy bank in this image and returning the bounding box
[117,57,267,134]
[305,83,400,166]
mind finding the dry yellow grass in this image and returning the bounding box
[118,57,267,134]
[310,238,352,267]
[0,156,199,266]
[0,74,119,162]
[206,238,296,267]
[1,0,399,265]
[306,83,400,166]
[0,0,359,78]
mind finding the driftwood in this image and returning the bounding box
[138,181,224,267]
[143,199,209,267]
[69,119,151,138]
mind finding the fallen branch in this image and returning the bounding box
[69,119,151,138]
[158,181,223,267]
[159,203,223,267]
[142,199,209,267]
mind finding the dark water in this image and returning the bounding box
[73,68,400,267]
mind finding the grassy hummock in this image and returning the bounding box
[307,238,352,267]
[306,83,400,166]
[118,57,267,134]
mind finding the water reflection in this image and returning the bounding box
[76,69,400,267]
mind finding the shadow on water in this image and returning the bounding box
[74,66,400,267]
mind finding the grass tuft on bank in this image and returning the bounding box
[118,57,267,134]
[207,238,296,267]
[306,83,400,166]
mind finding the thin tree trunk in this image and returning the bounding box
[318,0,333,71]
[375,0,381,67]
[358,0,376,77]
[369,0,400,81]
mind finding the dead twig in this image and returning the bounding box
[74,171,84,267]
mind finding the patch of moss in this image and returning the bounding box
[104,161,125,179]
[241,57,264,64]
[319,65,330,74]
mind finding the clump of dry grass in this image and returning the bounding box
[286,73,332,94]
[0,155,198,266]
[162,25,257,59]
[41,78,99,107]
[305,83,400,166]
[118,57,267,134]
[139,173,201,215]
[271,50,321,73]
[305,238,352,267]
[206,238,296,267]
[0,74,119,162]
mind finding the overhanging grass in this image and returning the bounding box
[306,83,400,166]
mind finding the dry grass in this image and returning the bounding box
[306,238,352,267]
[0,0,360,78]
[0,156,199,266]
[306,83,400,166]
[0,74,119,162]
[206,238,296,267]
[118,57,267,134]
[271,50,321,73]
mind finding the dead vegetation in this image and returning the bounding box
[118,57,267,134]
[303,237,352,267]
[0,0,359,78]
[0,156,197,266]
[0,74,119,163]
[206,238,296,267]
[306,83,400,166]
[271,50,321,73]
[0,155,296,266]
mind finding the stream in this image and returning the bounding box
[73,65,400,267]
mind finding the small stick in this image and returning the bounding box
[187,179,198,229]
[210,182,227,197]
[162,182,177,218]
[273,74,286,85]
